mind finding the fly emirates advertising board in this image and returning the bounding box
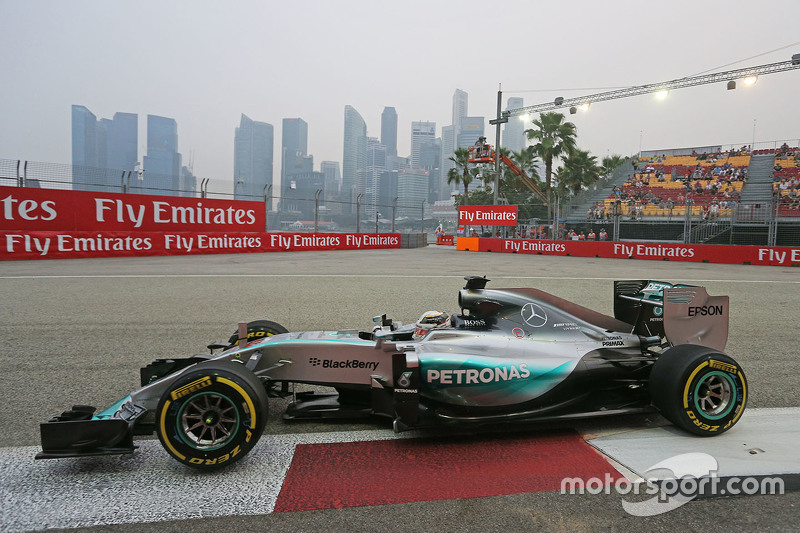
[1,187,400,260]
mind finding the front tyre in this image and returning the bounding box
[649,345,747,436]
[156,361,268,469]
[228,320,289,346]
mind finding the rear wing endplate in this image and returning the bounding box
[662,286,729,351]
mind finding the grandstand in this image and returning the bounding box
[564,142,800,246]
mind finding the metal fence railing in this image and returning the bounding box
[558,201,800,247]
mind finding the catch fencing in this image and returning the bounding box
[0,158,431,234]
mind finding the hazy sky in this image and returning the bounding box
[2,0,799,192]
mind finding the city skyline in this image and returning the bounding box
[3,2,799,194]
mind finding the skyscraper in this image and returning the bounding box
[441,124,456,195]
[457,116,485,149]
[381,107,398,157]
[397,169,429,217]
[71,105,138,192]
[281,118,309,182]
[71,106,97,191]
[452,89,468,132]
[234,113,273,201]
[442,89,468,197]
[367,137,387,215]
[410,121,435,169]
[320,161,341,200]
[503,97,526,154]
[342,105,367,208]
[143,114,181,194]
[419,137,442,203]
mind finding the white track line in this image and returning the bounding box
[1,273,798,284]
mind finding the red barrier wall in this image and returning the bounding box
[458,238,800,267]
[1,188,401,260]
[0,187,265,232]
[1,231,401,260]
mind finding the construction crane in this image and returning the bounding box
[468,136,547,203]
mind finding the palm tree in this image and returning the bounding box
[526,112,577,202]
[600,154,627,179]
[560,149,601,196]
[509,147,542,192]
[447,147,474,205]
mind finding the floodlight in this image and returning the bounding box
[655,89,669,100]
[743,75,758,86]
[578,103,590,111]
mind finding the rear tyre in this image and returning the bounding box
[228,320,288,346]
[156,360,268,469]
[649,345,747,436]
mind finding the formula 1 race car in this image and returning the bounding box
[37,276,748,469]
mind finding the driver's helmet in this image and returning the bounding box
[413,310,450,340]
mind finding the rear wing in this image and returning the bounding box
[614,280,729,351]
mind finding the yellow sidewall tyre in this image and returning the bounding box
[155,360,268,469]
[227,320,288,346]
[650,345,747,436]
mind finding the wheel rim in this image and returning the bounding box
[178,392,239,450]
[693,371,736,420]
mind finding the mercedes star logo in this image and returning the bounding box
[521,303,548,327]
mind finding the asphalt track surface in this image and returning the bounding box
[1,246,799,532]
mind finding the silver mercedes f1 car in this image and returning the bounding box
[38,276,747,469]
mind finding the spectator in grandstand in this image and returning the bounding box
[709,201,720,220]
[599,228,608,241]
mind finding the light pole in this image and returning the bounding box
[488,84,507,206]
[391,197,398,233]
[314,189,322,233]
[235,177,245,200]
[263,184,272,232]
[356,193,364,233]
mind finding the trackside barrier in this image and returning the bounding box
[0,187,413,260]
[436,235,455,246]
[456,237,800,267]
[0,231,402,260]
